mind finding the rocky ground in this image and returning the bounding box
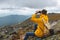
[0,13,60,40]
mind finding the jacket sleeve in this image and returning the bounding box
[42,15,51,29]
[31,14,40,23]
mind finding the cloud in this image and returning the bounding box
[44,0,60,13]
[0,0,60,17]
[0,7,37,17]
[0,0,57,9]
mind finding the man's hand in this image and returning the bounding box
[35,10,41,14]
[44,27,50,36]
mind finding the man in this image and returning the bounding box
[24,9,51,40]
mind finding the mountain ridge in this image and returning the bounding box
[0,15,29,26]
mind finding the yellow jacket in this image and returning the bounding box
[31,13,48,37]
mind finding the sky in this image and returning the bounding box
[0,0,60,17]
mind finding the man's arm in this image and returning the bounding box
[42,18,51,29]
[42,18,51,35]
[31,13,40,23]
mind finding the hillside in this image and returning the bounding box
[0,13,60,40]
[0,15,29,26]
[48,13,60,21]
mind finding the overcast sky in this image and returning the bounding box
[0,0,60,17]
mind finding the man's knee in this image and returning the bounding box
[35,24,37,27]
[26,32,29,36]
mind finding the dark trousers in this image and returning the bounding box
[34,24,37,32]
[24,32,41,40]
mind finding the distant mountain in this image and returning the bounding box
[0,15,30,26]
